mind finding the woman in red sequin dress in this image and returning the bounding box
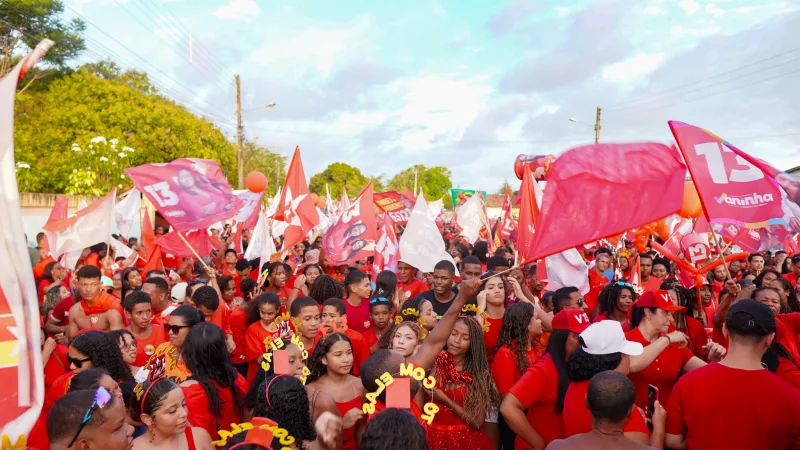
[427,317,498,450]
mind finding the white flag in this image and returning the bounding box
[399,193,458,274]
[113,188,140,237]
[265,187,281,218]
[0,39,53,442]
[259,215,277,283]
[545,249,590,295]
[44,190,116,259]
[244,212,266,261]
[110,237,134,259]
[232,189,263,222]
[455,193,489,244]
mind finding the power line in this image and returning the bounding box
[606,45,800,110]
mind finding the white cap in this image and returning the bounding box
[579,321,643,356]
[171,282,188,304]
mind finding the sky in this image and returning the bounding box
[63,0,800,193]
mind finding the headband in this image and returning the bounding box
[266,375,286,408]
[140,376,167,413]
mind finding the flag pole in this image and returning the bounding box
[176,231,212,272]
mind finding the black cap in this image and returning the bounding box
[726,299,776,335]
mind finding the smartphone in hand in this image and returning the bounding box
[647,384,659,419]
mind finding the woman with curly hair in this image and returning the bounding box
[399,296,438,332]
[379,320,424,360]
[594,282,637,328]
[361,408,428,450]
[561,321,656,446]
[131,377,214,449]
[491,302,544,449]
[253,374,317,448]
[306,332,367,450]
[70,329,135,383]
[292,263,323,298]
[427,316,498,449]
[261,261,291,306]
[181,322,248,438]
[307,274,345,306]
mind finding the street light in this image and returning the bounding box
[243,103,277,113]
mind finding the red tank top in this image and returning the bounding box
[335,397,362,450]
[185,427,196,450]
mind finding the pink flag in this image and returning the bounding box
[527,143,686,261]
[0,39,53,442]
[372,212,399,280]
[126,158,242,232]
[694,214,710,233]
[43,190,116,259]
[323,183,377,266]
[155,229,222,258]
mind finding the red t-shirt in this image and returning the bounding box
[491,345,538,395]
[363,328,381,353]
[784,272,797,288]
[343,328,369,377]
[508,354,565,449]
[483,316,503,361]
[184,374,249,438]
[244,320,281,385]
[398,278,429,300]
[229,306,248,364]
[38,279,69,304]
[625,327,694,409]
[50,297,75,326]
[132,325,168,367]
[563,379,650,437]
[209,303,233,335]
[666,363,800,449]
[585,270,609,315]
[684,316,709,361]
[345,299,372,335]
[43,344,70,391]
[641,276,663,293]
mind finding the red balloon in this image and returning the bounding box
[679,181,702,218]
[514,154,556,181]
[680,233,710,266]
[245,171,268,193]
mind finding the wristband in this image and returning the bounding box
[664,335,672,345]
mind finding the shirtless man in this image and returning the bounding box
[68,265,124,338]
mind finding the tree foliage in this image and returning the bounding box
[14,67,237,194]
[242,140,286,196]
[388,164,454,209]
[0,0,86,90]
[309,162,384,198]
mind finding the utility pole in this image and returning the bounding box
[413,166,418,195]
[236,74,244,189]
[594,106,602,144]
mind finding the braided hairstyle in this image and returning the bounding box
[441,317,499,424]
[70,330,134,382]
[253,374,316,442]
[306,332,352,384]
[308,275,344,306]
[493,302,538,374]
[182,323,244,419]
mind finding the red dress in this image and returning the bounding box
[183,374,249,439]
[335,397,362,450]
[428,386,495,450]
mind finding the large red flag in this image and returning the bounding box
[323,183,377,266]
[276,147,319,250]
[142,244,163,274]
[156,229,222,258]
[141,213,156,260]
[526,142,686,261]
[516,167,541,262]
[125,158,242,232]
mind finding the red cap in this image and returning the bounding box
[636,290,686,313]
[552,309,592,334]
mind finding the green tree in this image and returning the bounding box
[242,140,286,196]
[65,136,136,196]
[0,0,86,89]
[309,162,379,198]
[388,165,454,209]
[14,70,237,193]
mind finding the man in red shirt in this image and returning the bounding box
[666,300,800,449]
[396,261,429,300]
[784,254,800,287]
[142,276,176,325]
[192,284,236,353]
[123,291,167,367]
[586,250,611,315]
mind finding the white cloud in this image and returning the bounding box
[642,6,667,15]
[669,24,721,38]
[213,0,261,22]
[433,3,447,18]
[705,4,726,18]
[677,0,700,16]
[602,53,666,83]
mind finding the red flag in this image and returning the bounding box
[494,185,517,249]
[373,191,414,225]
[694,214,710,233]
[125,158,242,232]
[142,244,163,274]
[40,197,69,252]
[141,213,156,260]
[323,183,377,266]
[43,190,116,259]
[527,143,686,261]
[155,229,222,258]
[372,212,399,281]
[516,167,541,262]
[232,223,244,254]
[276,147,319,250]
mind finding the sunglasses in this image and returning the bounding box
[370,297,388,304]
[615,282,634,289]
[164,324,191,334]
[67,387,112,448]
[68,355,91,368]
[576,298,586,306]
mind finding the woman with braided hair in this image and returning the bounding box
[308,274,345,306]
[180,322,248,438]
[594,282,637,328]
[428,316,499,449]
[306,332,366,450]
[664,281,711,361]
[253,374,317,448]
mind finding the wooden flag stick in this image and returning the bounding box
[176,231,211,271]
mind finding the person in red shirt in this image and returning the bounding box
[230,277,258,375]
[784,254,800,288]
[626,290,726,409]
[180,322,249,439]
[41,329,69,391]
[585,250,612,315]
[291,296,323,356]
[320,298,370,376]
[38,261,70,303]
[491,302,544,449]
[561,320,662,447]
[142,276,174,326]
[594,282,636,327]
[666,300,800,450]
[244,292,285,385]
[218,274,238,308]
[364,297,392,353]
[481,273,507,357]
[500,309,592,449]
[396,261,429,300]
[122,291,167,367]
[191,285,236,352]
[343,270,373,335]
[638,254,662,293]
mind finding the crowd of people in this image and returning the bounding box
[25,223,800,450]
